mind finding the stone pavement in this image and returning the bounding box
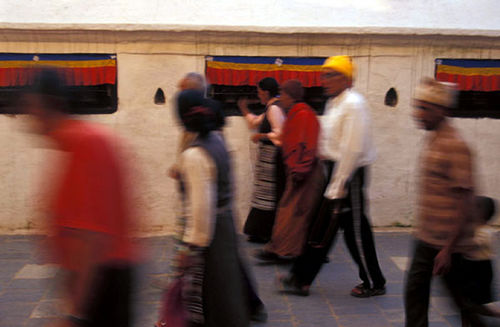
[0,232,499,327]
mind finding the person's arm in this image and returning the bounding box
[250,105,285,144]
[266,104,285,146]
[179,147,216,248]
[324,105,364,200]
[168,131,197,180]
[433,189,473,275]
[237,98,264,129]
[433,140,474,275]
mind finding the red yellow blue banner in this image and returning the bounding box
[435,59,500,92]
[206,56,325,87]
[0,54,116,87]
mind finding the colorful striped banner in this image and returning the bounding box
[0,54,116,87]
[206,56,325,87]
[435,59,500,92]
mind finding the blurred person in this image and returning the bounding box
[405,78,486,327]
[238,77,286,243]
[21,68,137,327]
[169,72,224,180]
[255,79,324,262]
[156,89,253,327]
[278,56,385,297]
[452,196,500,326]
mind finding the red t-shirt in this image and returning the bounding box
[48,119,135,270]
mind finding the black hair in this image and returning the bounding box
[476,196,497,223]
[258,77,279,98]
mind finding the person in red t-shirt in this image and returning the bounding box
[21,68,136,327]
[255,79,324,262]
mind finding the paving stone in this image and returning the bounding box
[0,302,37,318]
[337,314,391,327]
[25,318,58,327]
[431,296,458,315]
[0,233,497,327]
[442,314,461,327]
[14,264,58,279]
[390,256,409,271]
[384,309,405,322]
[7,278,51,290]
[371,295,405,310]
[333,303,382,316]
[296,314,338,326]
[30,299,61,318]
[0,317,30,327]
[0,288,45,303]
[428,322,453,327]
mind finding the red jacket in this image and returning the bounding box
[281,102,319,180]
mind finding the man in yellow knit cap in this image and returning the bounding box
[278,56,386,297]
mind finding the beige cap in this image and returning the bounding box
[414,77,458,109]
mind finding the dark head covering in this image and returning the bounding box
[25,67,69,113]
[476,196,497,223]
[258,77,279,97]
[281,79,304,102]
[177,89,219,136]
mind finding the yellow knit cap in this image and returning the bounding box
[322,56,354,79]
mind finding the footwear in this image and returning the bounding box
[350,283,372,298]
[350,283,386,297]
[247,236,269,244]
[370,286,386,296]
[277,275,310,296]
[254,249,280,261]
[250,304,268,322]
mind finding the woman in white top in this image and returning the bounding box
[238,77,286,243]
[157,89,255,327]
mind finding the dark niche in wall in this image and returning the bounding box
[384,87,398,107]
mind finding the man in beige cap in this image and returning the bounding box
[405,78,485,326]
[278,56,385,297]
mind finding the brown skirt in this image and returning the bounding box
[265,161,326,257]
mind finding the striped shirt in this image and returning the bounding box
[416,120,478,252]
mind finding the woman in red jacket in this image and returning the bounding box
[255,80,325,261]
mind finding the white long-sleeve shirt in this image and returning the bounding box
[319,88,376,199]
[178,146,217,247]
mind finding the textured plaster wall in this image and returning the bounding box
[0,31,499,233]
[1,0,499,32]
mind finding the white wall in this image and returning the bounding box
[0,30,499,233]
[1,0,499,33]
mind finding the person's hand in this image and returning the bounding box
[167,166,180,180]
[251,134,261,143]
[237,98,249,114]
[433,248,452,276]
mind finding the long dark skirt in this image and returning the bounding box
[203,208,250,327]
[243,144,285,240]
